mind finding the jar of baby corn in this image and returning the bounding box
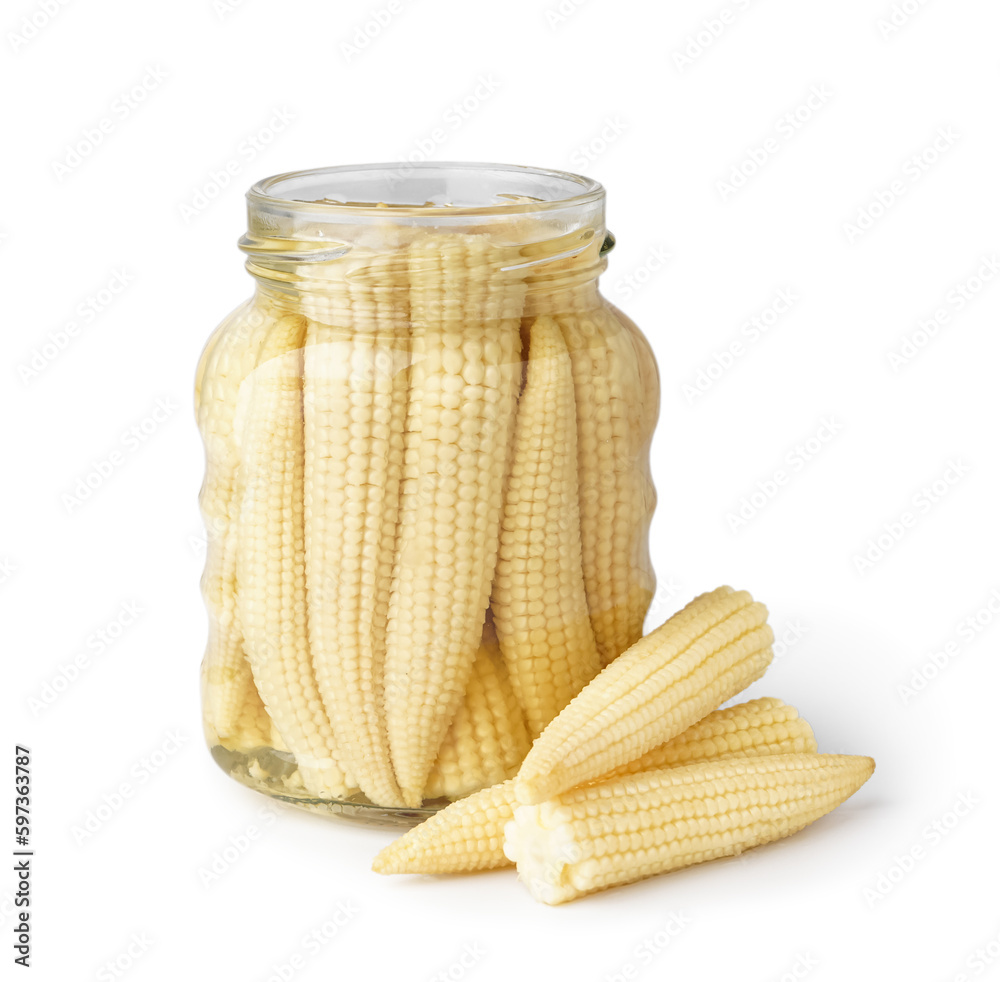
[195,163,659,822]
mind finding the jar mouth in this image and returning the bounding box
[249,162,604,219]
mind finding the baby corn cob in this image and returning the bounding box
[201,657,273,752]
[303,249,409,807]
[503,754,876,904]
[197,297,276,751]
[384,233,525,806]
[607,302,659,644]
[520,231,658,665]
[559,306,657,666]
[603,696,816,779]
[515,587,773,804]
[372,697,813,874]
[236,312,354,797]
[491,315,600,738]
[424,619,530,801]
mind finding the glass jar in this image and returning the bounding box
[196,162,660,824]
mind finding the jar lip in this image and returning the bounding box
[248,161,605,219]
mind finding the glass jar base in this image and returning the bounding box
[210,744,445,827]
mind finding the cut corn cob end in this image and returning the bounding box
[503,754,875,905]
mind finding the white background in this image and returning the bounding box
[3,0,999,979]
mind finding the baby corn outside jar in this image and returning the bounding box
[195,163,659,823]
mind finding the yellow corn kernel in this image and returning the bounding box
[303,248,408,807]
[197,297,276,751]
[384,233,525,806]
[558,306,657,666]
[236,312,354,797]
[504,754,875,904]
[424,619,530,801]
[371,696,814,874]
[515,587,773,804]
[491,316,601,738]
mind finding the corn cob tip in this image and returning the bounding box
[793,712,818,754]
[370,781,517,875]
[371,847,400,875]
[400,788,424,810]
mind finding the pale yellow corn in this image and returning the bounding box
[197,297,276,751]
[201,666,273,752]
[491,315,600,738]
[521,231,658,664]
[515,587,773,804]
[607,302,659,638]
[559,306,657,666]
[373,779,517,875]
[371,696,813,874]
[603,696,815,778]
[504,754,875,904]
[384,233,525,806]
[236,311,354,797]
[424,619,530,801]
[303,248,408,807]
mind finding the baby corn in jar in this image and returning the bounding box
[195,163,659,823]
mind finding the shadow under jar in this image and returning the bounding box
[195,162,660,825]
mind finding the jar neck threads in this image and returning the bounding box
[241,162,610,318]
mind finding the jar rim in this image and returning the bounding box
[248,161,605,219]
